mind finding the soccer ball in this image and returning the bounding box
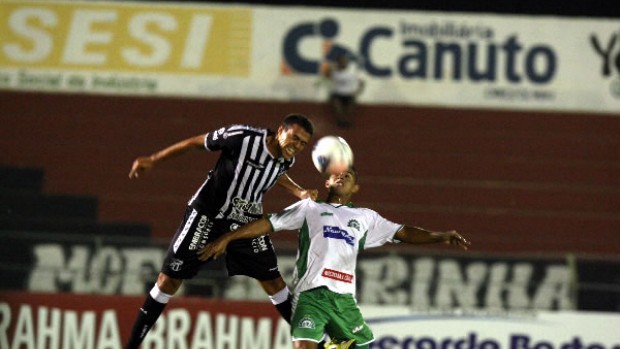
[311,136,354,175]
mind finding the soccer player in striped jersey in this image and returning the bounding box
[124,114,316,349]
[198,167,470,349]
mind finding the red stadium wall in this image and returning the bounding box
[1,91,619,255]
[0,290,285,348]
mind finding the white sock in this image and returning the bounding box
[150,284,173,304]
[268,286,290,305]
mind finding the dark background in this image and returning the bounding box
[207,0,618,18]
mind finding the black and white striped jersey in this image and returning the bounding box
[188,124,295,224]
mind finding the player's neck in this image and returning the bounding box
[326,194,351,205]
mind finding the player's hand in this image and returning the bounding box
[197,239,228,261]
[300,188,319,201]
[442,231,471,250]
[129,156,155,179]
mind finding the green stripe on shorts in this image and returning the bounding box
[291,287,374,345]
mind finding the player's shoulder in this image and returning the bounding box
[222,124,267,137]
[350,206,380,218]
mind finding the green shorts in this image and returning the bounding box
[291,287,374,346]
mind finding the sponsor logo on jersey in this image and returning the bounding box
[298,316,316,329]
[169,258,184,272]
[323,225,355,246]
[229,198,263,223]
[320,211,334,216]
[252,236,269,253]
[189,214,213,250]
[347,219,360,231]
[246,159,265,169]
[232,197,263,214]
[322,268,354,283]
[352,324,364,333]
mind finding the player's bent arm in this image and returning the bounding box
[394,226,470,250]
[129,134,206,178]
[197,218,275,261]
[277,174,318,200]
[149,134,206,164]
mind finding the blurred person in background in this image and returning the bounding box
[322,54,365,128]
[199,167,470,349]
[124,114,317,349]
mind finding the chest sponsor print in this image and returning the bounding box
[323,225,355,246]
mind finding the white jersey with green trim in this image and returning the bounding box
[268,198,403,296]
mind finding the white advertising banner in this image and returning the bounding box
[2,292,619,349]
[362,307,620,349]
[1,0,619,114]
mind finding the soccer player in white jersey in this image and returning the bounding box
[125,114,317,349]
[199,167,470,349]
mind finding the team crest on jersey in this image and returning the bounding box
[347,219,360,231]
[298,316,316,329]
[212,127,226,141]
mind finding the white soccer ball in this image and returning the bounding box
[311,136,354,175]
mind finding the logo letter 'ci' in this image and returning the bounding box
[282,19,340,74]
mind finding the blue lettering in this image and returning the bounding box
[468,42,497,81]
[536,342,554,349]
[589,33,620,77]
[361,27,393,77]
[511,334,530,349]
[440,339,453,349]
[525,46,556,83]
[560,337,584,349]
[367,335,615,349]
[435,42,462,79]
[377,336,399,349]
[399,40,427,78]
[370,335,504,349]
[417,338,436,349]
[323,226,355,246]
[281,20,557,84]
[282,22,320,74]
[480,340,501,349]
[503,36,523,82]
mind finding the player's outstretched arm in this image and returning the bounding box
[128,134,205,179]
[197,218,274,261]
[394,226,470,250]
[276,174,318,200]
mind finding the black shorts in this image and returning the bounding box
[161,206,281,281]
[330,93,355,107]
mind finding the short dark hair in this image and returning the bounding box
[282,113,314,136]
[348,165,359,184]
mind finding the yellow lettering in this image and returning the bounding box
[124,12,176,67]
[3,7,56,63]
[63,9,116,65]
[182,14,212,69]
[0,1,250,75]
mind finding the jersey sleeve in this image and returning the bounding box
[363,209,404,249]
[268,199,311,232]
[204,125,247,152]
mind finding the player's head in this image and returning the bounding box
[281,113,315,136]
[276,113,314,160]
[326,166,359,197]
[336,54,350,69]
